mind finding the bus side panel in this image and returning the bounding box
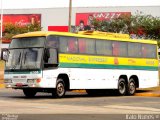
[42,69,59,88]
[67,68,159,89]
[42,68,71,88]
[42,68,159,89]
[138,70,159,88]
[68,68,118,89]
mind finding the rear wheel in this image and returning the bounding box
[127,79,136,95]
[118,78,127,96]
[23,89,37,98]
[52,78,66,98]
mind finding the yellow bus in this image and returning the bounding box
[1,31,159,98]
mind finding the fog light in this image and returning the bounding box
[6,85,12,88]
[27,79,34,83]
[5,79,12,83]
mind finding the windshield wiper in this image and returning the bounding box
[11,52,21,70]
[24,52,27,64]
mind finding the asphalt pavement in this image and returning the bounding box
[0,87,160,120]
[0,84,160,97]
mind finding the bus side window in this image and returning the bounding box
[128,43,142,58]
[59,37,68,53]
[78,38,86,53]
[78,38,96,54]
[142,45,147,58]
[48,49,58,64]
[96,40,112,56]
[68,38,78,53]
[47,36,58,48]
[118,42,127,57]
[44,48,58,68]
[142,44,156,58]
[112,42,119,56]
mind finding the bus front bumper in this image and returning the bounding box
[4,78,42,88]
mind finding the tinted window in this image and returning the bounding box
[78,39,86,53]
[68,38,78,53]
[78,38,96,54]
[142,44,157,58]
[112,41,128,57]
[128,43,142,58]
[96,40,112,55]
[46,36,58,48]
[59,37,68,53]
[59,37,78,53]
[48,49,58,64]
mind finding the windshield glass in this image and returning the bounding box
[6,48,43,70]
[6,49,22,70]
[10,37,45,48]
[21,48,43,69]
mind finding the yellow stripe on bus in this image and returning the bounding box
[59,54,158,67]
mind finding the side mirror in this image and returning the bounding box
[1,48,10,61]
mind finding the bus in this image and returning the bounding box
[1,31,159,98]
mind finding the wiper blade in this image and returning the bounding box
[11,53,21,70]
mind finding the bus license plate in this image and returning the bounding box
[16,83,23,86]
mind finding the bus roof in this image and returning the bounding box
[12,31,157,44]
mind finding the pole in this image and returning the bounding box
[68,0,72,32]
[0,0,3,46]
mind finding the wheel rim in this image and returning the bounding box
[57,82,65,96]
[119,82,126,94]
[129,82,135,94]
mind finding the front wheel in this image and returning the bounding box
[23,89,37,98]
[52,78,66,98]
[118,78,127,96]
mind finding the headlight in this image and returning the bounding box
[27,79,35,83]
[5,79,12,83]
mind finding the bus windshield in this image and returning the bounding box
[6,48,43,70]
[5,37,46,70]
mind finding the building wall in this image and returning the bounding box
[3,6,160,31]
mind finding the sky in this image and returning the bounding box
[1,0,160,9]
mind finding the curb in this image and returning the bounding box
[0,84,5,88]
[134,92,160,97]
[72,90,86,93]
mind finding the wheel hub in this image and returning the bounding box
[119,82,125,94]
[129,82,135,94]
[57,83,64,96]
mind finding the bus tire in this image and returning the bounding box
[118,78,127,96]
[52,78,66,98]
[127,78,136,95]
[23,89,37,98]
